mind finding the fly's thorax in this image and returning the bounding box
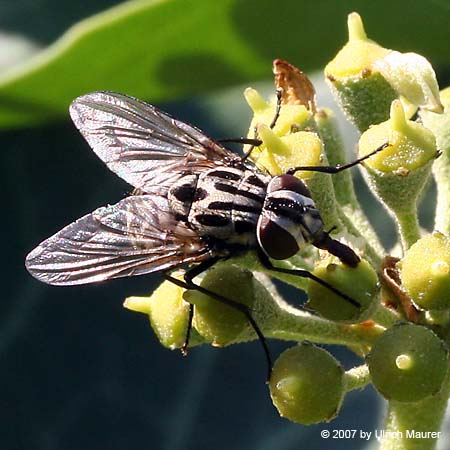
[170,166,269,242]
[257,174,324,259]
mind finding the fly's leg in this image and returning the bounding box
[164,257,218,356]
[286,142,390,175]
[268,87,283,129]
[165,258,273,381]
[218,89,283,161]
[241,88,283,161]
[258,249,361,308]
[218,137,262,146]
[181,304,194,356]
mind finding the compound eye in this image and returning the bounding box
[267,174,312,198]
[257,216,299,260]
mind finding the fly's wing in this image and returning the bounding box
[69,91,240,193]
[25,195,211,286]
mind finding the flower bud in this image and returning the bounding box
[245,80,344,231]
[397,232,450,310]
[307,258,378,323]
[184,265,256,346]
[256,125,322,179]
[325,12,443,131]
[359,100,437,173]
[269,343,344,424]
[374,51,443,114]
[124,277,195,350]
[367,323,448,402]
[244,87,310,142]
[325,12,395,131]
[358,100,437,248]
[325,13,390,78]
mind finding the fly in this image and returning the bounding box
[25,91,387,379]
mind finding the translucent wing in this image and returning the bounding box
[25,195,211,286]
[69,91,239,192]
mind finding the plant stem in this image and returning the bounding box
[338,204,384,267]
[396,209,421,251]
[379,377,450,450]
[315,108,386,264]
[343,364,371,391]
[268,306,384,347]
[371,303,400,328]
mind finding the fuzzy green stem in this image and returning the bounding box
[232,251,311,291]
[307,171,345,234]
[379,376,450,450]
[371,303,401,328]
[315,108,385,264]
[268,306,383,347]
[432,152,450,235]
[343,364,371,391]
[337,205,384,267]
[396,209,421,250]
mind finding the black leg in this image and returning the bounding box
[241,128,261,161]
[165,258,218,357]
[218,137,263,146]
[268,88,283,130]
[258,249,361,308]
[286,142,390,176]
[165,259,273,381]
[241,88,284,162]
[180,303,194,356]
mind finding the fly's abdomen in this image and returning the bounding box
[187,167,269,243]
[168,173,203,220]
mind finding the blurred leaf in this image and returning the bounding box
[0,0,448,129]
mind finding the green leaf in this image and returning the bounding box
[0,0,448,129]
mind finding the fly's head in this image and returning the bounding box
[257,174,324,260]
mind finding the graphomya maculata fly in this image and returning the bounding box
[25,90,388,378]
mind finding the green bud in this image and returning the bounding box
[374,51,443,114]
[359,100,437,173]
[367,323,448,402]
[325,13,443,131]
[184,265,255,346]
[124,276,195,350]
[358,100,438,249]
[269,343,344,424]
[245,85,343,231]
[307,258,378,323]
[256,125,322,179]
[244,87,310,141]
[325,12,395,131]
[325,12,390,78]
[397,232,450,310]
[244,87,318,180]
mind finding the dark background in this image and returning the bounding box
[0,1,446,449]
